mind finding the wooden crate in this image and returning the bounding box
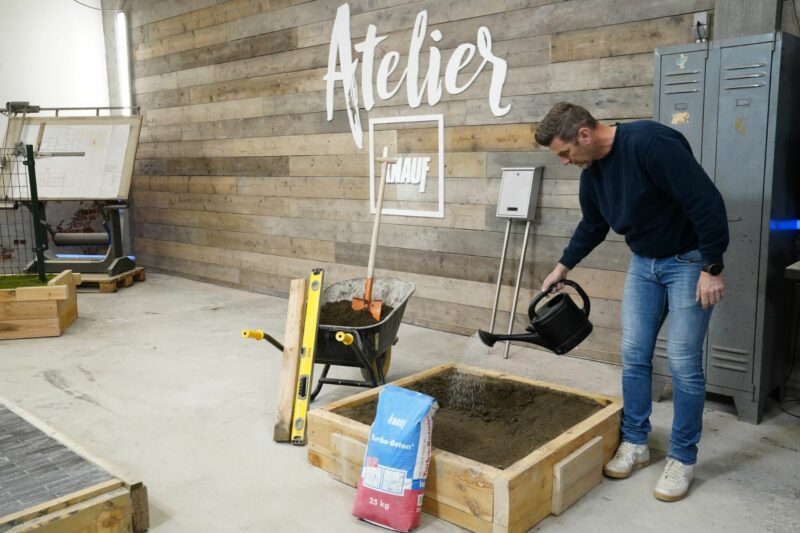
[307,363,622,533]
[79,267,146,293]
[0,271,80,341]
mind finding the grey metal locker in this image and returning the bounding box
[654,47,709,159]
[652,33,800,423]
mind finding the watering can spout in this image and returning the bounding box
[477,329,546,349]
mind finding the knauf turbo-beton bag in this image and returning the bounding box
[353,385,438,532]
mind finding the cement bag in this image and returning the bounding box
[353,385,438,532]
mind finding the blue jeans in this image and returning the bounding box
[620,250,712,465]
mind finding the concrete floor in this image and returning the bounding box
[1,272,798,533]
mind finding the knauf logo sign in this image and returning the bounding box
[387,414,408,429]
[324,3,510,218]
[386,156,432,193]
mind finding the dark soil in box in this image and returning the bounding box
[320,300,394,327]
[335,369,605,469]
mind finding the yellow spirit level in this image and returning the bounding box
[290,268,324,445]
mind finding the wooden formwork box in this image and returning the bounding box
[0,271,80,340]
[307,363,622,532]
[0,398,149,533]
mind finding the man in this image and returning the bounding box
[536,103,728,502]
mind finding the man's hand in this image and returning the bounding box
[542,263,570,295]
[696,272,725,309]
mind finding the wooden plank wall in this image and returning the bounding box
[127,0,715,364]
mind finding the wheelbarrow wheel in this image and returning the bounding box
[360,348,392,382]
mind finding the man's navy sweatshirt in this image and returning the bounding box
[559,120,729,271]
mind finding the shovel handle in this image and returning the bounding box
[367,146,396,279]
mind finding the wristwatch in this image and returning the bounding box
[702,263,724,276]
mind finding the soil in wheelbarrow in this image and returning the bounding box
[334,368,605,469]
[319,300,394,327]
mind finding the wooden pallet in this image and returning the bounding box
[78,267,146,293]
[0,398,148,533]
[307,363,622,533]
[0,271,80,341]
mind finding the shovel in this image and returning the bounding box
[352,146,397,321]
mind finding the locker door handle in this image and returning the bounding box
[727,217,743,223]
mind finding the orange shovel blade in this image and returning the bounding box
[368,300,382,322]
[351,297,383,321]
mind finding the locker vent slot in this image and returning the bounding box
[665,69,701,76]
[725,62,767,70]
[724,82,766,90]
[724,72,766,80]
[710,345,749,373]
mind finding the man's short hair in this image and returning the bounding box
[534,102,598,146]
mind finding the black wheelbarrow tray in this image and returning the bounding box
[311,277,415,400]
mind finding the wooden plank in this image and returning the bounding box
[130,0,221,28]
[8,487,133,533]
[130,483,149,532]
[0,318,61,340]
[134,23,297,79]
[714,0,782,39]
[550,14,696,63]
[13,285,68,302]
[0,301,58,321]
[0,480,125,527]
[599,53,654,88]
[273,278,307,442]
[136,252,241,285]
[465,87,652,125]
[134,88,190,110]
[187,67,327,104]
[141,175,238,194]
[501,406,620,532]
[134,23,230,61]
[398,124,537,153]
[551,436,603,515]
[134,28,299,79]
[134,156,289,176]
[57,296,78,331]
[230,0,408,40]
[132,0,268,45]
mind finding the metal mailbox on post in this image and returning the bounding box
[488,167,543,358]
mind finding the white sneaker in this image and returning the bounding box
[654,458,695,502]
[603,441,650,479]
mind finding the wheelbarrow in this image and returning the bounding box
[243,277,415,402]
[312,277,415,400]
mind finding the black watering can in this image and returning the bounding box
[478,280,592,355]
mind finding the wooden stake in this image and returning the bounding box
[273,278,307,442]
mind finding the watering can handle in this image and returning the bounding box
[528,279,591,319]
